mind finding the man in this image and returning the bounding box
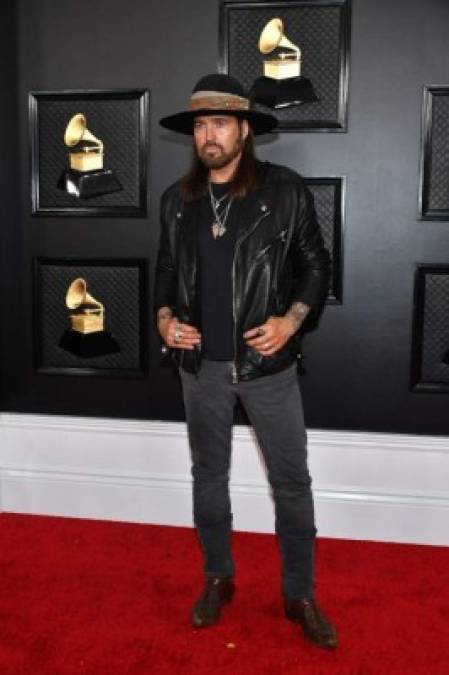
[155,74,336,649]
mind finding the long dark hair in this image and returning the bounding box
[180,125,258,201]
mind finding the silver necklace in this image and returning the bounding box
[208,182,233,239]
[210,188,229,210]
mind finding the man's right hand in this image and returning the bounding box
[158,315,202,351]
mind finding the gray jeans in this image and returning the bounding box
[179,359,316,599]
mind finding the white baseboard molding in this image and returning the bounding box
[1,413,448,546]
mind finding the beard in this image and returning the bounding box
[197,134,244,169]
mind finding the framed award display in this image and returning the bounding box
[33,258,148,377]
[29,89,149,216]
[304,177,344,303]
[419,86,449,220]
[219,0,351,132]
[410,264,449,393]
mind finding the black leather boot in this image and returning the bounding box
[284,596,338,649]
[191,576,235,628]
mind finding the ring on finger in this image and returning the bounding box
[264,342,270,349]
[174,328,183,342]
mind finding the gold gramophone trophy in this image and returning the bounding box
[59,278,120,358]
[250,17,318,109]
[61,113,122,199]
[260,17,302,80]
[66,278,104,334]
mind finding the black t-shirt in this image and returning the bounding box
[198,182,239,360]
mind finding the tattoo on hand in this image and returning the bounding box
[285,302,310,331]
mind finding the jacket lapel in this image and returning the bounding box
[235,180,274,246]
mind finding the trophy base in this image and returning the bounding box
[59,329,121,358]
[59,169,122,199]
[263,59,300,80]
[250,76,318,109]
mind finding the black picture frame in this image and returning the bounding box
[419,86,449,220]
[410,264,449,393]
[29,89,149,217]
[219,0,351,132]
[304,176,344,303]
[33,258,149,378]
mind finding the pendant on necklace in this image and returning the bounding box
[212,222,226,239]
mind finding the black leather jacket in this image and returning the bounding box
[154,160,330,381]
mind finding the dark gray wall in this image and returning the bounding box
[0,1,20,406]
[1,0,449,433]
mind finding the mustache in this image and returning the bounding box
[202,142,223,151]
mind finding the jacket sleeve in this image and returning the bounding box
[153,187,178,320]
[288,182,331,314]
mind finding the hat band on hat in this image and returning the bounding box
[188,90,250,111]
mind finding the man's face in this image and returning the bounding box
[193,115,248,169]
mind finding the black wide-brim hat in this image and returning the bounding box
[159,73,277,136]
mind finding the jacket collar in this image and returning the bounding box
[176,160,274,237]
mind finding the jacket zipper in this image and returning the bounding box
[250,228,287,265]
[232,205,271,383]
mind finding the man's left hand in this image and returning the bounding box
[243,316,297,356]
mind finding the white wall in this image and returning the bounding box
[0,413,448,546]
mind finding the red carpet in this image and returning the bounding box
[0,513,448,674]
